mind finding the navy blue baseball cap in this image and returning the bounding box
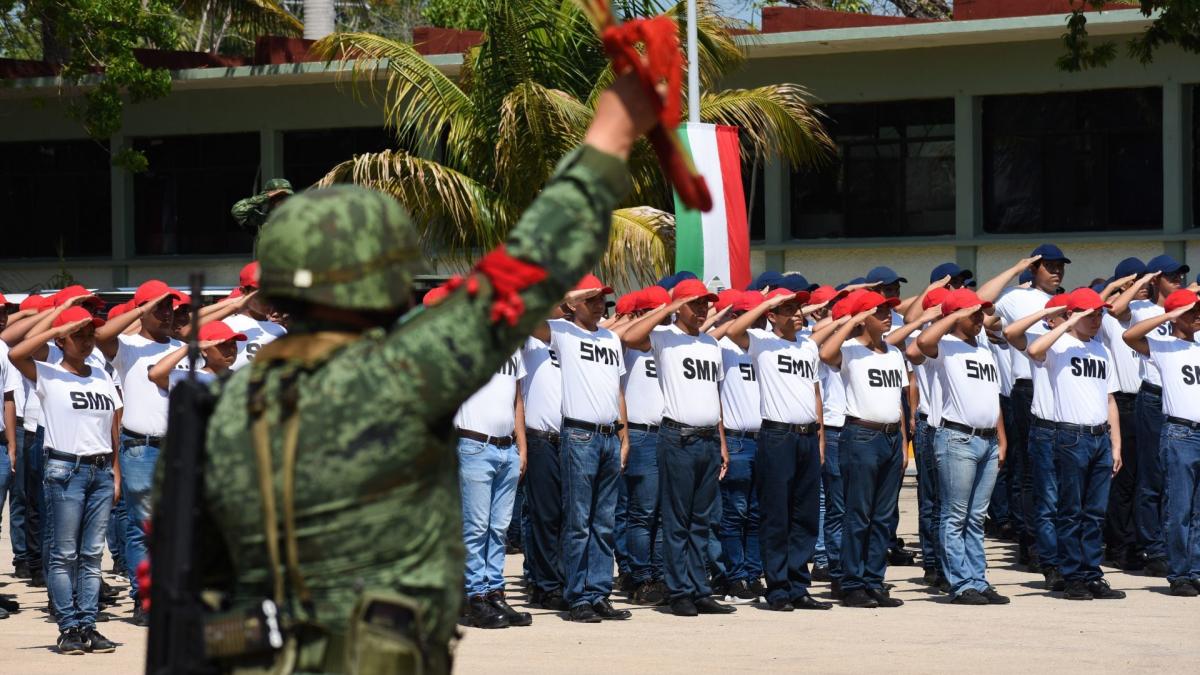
[779,273,818,292]
[929,262,973,283]
[1145,254,1189,276]
[1109,257,1146,282]
[1018,270,1034,285]
[835,276,867,291]
[866,266,906,285]
[1089,280,1107,294]
[1030,243,1071,263]
[748,271,785,291]
[676,270,698,282]
[656,272,680,290]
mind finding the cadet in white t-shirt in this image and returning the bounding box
[725,288,830,611]
[1123,289,1200,596]
[622,278,735,617]
[224,261,288,371]
[913,289,1009,605]
[1027,288,1125,600]
[148,320,246,392]
[9,307,121,653]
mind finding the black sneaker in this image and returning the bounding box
[0,595,19,613]
[466,595,509,629]
[694,596,736,614]
[591,598,632,620]
[1043,567,1066,592]
[921,569,940,587]
[1143,557,1169,577]
[1086,579,1126,600]
[632,581,666,606]
[30,571,46,588]
[811,565,832,582]
[670,597,698,617]
[829,579,843,600]
[840,588,878,608]
[486,590,532,627]
[57,628,86,655]
[0,606,8,620]
[1062,580,1093,601]
[81,626,116,653]
[615,572,636,594]
[100,582,120,602]
[724,579,758,603]
[867,588,904,607]
[748,578,766,599]
[997,521,1017,542]
[951,589,989,605]
[981,587,1011,605]
[130,605,150,627]
[13,561,31,579]
[1190,578,1200,593]
[568,603,602,623]
[1169,579,1199,597]
[531,587,569,612]
[936,575,951,594]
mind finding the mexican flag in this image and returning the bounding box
[673,123,751,291]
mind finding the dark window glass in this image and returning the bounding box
[1194,85,1199,228]
[0,140,111,258]
[133,133,259,255]
[790,99,955,239]
[743,153,766,241]
[983,88,1162,233]
[283,127,394,191]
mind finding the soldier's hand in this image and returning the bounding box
[585,69,663,160]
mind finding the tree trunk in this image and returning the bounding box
[887,0,952,19]
[40,10,71,64]
[303,0,336,40]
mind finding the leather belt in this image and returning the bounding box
[725,428,757,440]
[1032,417,1057,430]
[626,422,660,434]
[1056,422,1109,436]
[122,429,164,447]
[456,429,514,448]
[1113,391,1138,403]
[1140,382,1163,396]
[824,425,843,433]
[525,428,560,445]
[761,419,818,435]
[661,417,719,436]
[1012,379,1033,390]
[13,416,23,427]
[845,417,902,434]
[1165,416,1200,431]
[916,412,929,422]
[47,449,113,467]
[562,418,622,435]
[941,420,998,439]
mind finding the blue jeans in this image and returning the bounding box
[756,427,820,603]
[934,428,1000,596]
[0,448,10,548]
[119,435,160,601]
[624,428,663,584]
[1009,383,1035,541]
[718,433,760,584]
[559,426,621,607]
[1134,387,1166,560]
[8,434,27,565]
[1054,429,1113,582]
[524,432,564,593]
[839,424,903,592]
[457,438,520,596]
[1027,421,1060,568]
[914,417,942,572]
[814,482,828,567]
[989,396,1014,526]
[822,428,845,581]
[23,427,45,573]
[657,423,721,602]
[1161,422,1200,582]
[108,494,128,570]
[614,476,631,576]
[44,456,115,631]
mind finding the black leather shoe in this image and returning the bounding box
[951,589,989,605]
[724,579,759,603]
[615,572,637,594]
[1062,580,1093,600]
[936,575,951,594]
[840,589,878,608]
[1169,579,1199,597]
[921,569,940,586]
[670,597,698,617]
[763,597,794,611]
[867,588,903,607]
[694,596,736,614]
[1086,579,1126,599]
[981,587,1010,605]
[1043,567,1066,592]
[100,582,120,601]
[131,605,150,627]
[792,594,832,610]
[1143,557,1169,577]
[829,579,843,600]
[1189,578,1200,593]
[530,587,568,611]
[592,598,632,620]
[467,594,509,629]
[486,591,532,627]
[0,595,19,613]
[13,561,31,579]
[811,565,831,582]
[887,547,916,566]
[568,604,602,623]
[632,581,666,606]
[29,571,46,588]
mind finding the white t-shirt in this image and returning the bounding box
[520,337,562,433]
[906,329,940,419]
[1100,313,1143,394]
[1129,300,1168,387]
[995,286,1052,381]
[548,319,624,425]
[819,362,846,428]
[836,340,907,424]
[35,361,121,457]
[718,337,760,432]
[0,342,16,434]
[454,351,525,438]
[112,333,186,436]
[650,325,724,427]
[928,334,1001,429]
[1147,338,1200,421]
[622,348,664,425]
[991,339,1014,397]
[23,344,107,431]
[747,328,819,425]
[224,313,288,371]
[1045,334,1118,426]
[1026,323,1057,422]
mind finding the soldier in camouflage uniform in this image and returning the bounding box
[190,72,657,673]
[231,178,294,232]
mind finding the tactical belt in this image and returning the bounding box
[563,418,623,435]
[1166,416,1200,431]
[525,428,561,445]
[1056,421,1109,436]
[1140,382,1163,396]
[626,422,659,434]
[457,429,514,448]
[122,428,164,447]
[760,419,818,435]
[46,449,113,467]
[845,417,902,434]
[724,428,756,440]
[941,420,998,439]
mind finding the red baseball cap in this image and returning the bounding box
[198,320,248,343]
[173,292,192,309]
[422,285,450,307]
[922,287,952,311]
[1046,293,1071,310]
[940,288,992,317]
[51,285,104,310]
[848,290,901,316]
[133,280,184,307]
[52,305,104,329]
[616,292,640,315]
[637,286,671,311]
[734,290,765,312]
[239,261,261,289]
[715,289,741,313]
[107,301,132,320]
[225,287,244,302]
[1164,289,1199,313]
[765,287,811,304]
[831,289,867,321]
[1067,288,1111,312]
[809,285,846,307]
[0,293,9,307]
[574,273,613,295]
[20,294,49,312]
[671,278,718,303]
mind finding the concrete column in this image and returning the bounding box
[260,128,284,186]
[1162,83,1193,265]
[763,155,788,271]
[954,94,982,273]
[110,134,133,287]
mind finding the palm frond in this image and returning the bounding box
[602,207,675,288]
[179,0,302,38]
[494,82,593,208]
[700,85,834,168]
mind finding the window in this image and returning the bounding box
[133,133,260,256]
[283,127,394,192]
[743,154,765,241]
[983,88,1162,233]
[1194,85,1199,228]
[790,99,955,239]
[0,140,111,259]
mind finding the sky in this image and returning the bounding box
[712,0,759,26]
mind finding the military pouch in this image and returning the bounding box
[344,591,427,675]
[203,598,286,661]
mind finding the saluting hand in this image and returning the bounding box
[53,318,93,338]
[1164,301,1197,321]
[1064,308,1094,325]
[926,275,952,292]
[1014,254,1042,271]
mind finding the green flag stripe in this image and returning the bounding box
[673,127,704,275]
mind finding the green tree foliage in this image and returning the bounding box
[1060,1,1200,71]
[420,0,489,30]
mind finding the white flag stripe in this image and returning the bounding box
[686,123,731,289]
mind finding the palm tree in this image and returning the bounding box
[312,0,831,287]
[178,0,303,53]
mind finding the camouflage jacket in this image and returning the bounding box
[197,145,629,648]
[230,192,273,230]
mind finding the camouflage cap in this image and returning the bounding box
[256,185,428,311]
[264,178,294,194]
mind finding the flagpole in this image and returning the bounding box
[686,0,699,124]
